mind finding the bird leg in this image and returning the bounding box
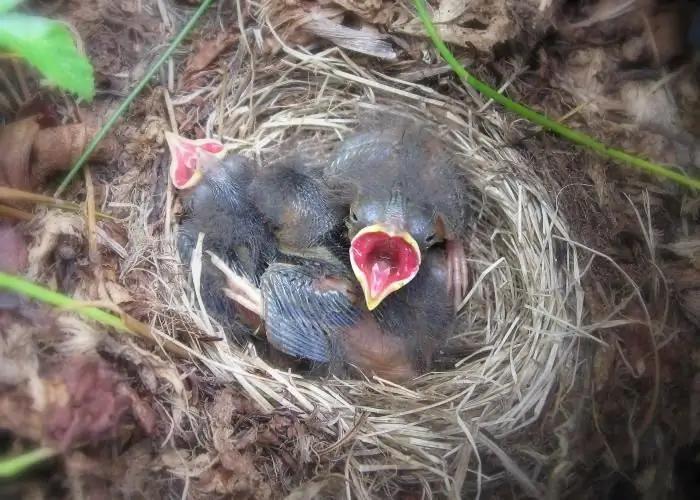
[208,252,263,317]
[446,239,469,310]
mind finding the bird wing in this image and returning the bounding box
[260,259,363,363]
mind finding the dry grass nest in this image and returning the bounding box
[137,23,608,498]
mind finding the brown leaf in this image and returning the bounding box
[0,117,40,191]
[233,427,259,450]
[322,0,393,25]
[283,476,345,500]
[44,355,133,450]
[394,0,516,52]
[0,117,117,191]
[592,343,616,392]
[196,451,272,499]
[104,281,134,305]
[0,223,28,274]
[186,32,237,75]
[16,95,63,128]
[209,386,262,419]
[0,390,44,441]
[119,385,159,435]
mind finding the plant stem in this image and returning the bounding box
[0,272,129,331]
[0,447,57,478]
[54,0,216,197]
[0,272,189,357]
[413,0,700,190]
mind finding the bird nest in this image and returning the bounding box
[152,32,592,498]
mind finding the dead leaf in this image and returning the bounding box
[104,281,134,305]
[186,32,237,75]
[394,0,517,52]
[0,117,117,191]
[593,343,616,393]
[209,386,262,419]
[43,355,133,450]
[196,451,272,499]
[0,117,39,191]
[119,385,159,435]
[16,95,63,128]
[324,0,393,25]
[283,476,345,500]
[0,223,28,274]
[0,389,44,441]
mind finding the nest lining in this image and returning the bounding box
[147,26,596,495]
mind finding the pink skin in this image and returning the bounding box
[350,231,421,310]
[446,239,468,310]
[164,131,226,189]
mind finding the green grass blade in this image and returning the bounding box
[0,272,129,331]
[0,447,56,478]
[412,0,700,190]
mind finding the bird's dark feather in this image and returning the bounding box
[261,260,363,363]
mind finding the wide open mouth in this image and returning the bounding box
[164,131,225,189]
[350,226,421,310]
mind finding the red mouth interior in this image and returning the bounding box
[171,139,224,187]
[350,231,420,299]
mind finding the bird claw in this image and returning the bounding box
[446,240,468,311]
[208,251,263,317]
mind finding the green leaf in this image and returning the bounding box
[0,0,22,14]
[0,13,95,101]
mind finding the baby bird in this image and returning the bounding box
[165,125,469,381]
[324,123,472,312]
[165,132,277,332]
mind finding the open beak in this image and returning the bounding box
[349,224,422,311]
[164,131,225,190]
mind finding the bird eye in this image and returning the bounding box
[350,211,359,223]
[425,233,435,244]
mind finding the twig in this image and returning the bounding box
[0,186,115,221]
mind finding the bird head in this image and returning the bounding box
[347,184,446,311]
[164,131,228,189]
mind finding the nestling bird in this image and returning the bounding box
[246,156,348,254]
[324,123,472,311]
[164,132,277,332]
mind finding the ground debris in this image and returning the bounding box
[43,355,136,450]
[0,116,116,192]
[186,31,239,75]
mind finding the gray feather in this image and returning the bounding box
[261,260,363,363]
